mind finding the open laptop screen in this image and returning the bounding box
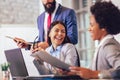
[4,48,29,77]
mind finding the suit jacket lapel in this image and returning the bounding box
[41,13,45,41]
[53,4,62,21]
[91,46,101,70]
[95,46,102,70]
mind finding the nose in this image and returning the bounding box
[58,31,62,35]
[44,0,53,3]
[42,0,49,4]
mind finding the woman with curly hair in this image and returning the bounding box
[63,1,120,79]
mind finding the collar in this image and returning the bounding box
[49,44,63,53]
[98,34,114,47]
[52,2,59,17]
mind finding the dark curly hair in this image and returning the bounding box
[90,1,120,35]
[47,21,70,45]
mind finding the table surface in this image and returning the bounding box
[12,75,82,80]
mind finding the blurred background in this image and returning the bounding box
[0,0,120,76]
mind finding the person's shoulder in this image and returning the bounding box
[63,43,75,48]
[38,12,45,18]
[59,4,74,11]
[102,38,120,52]
[103,38,120,47]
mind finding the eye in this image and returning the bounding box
[61,30,65,33]
[54,29,59,32]
[90,23,94,27]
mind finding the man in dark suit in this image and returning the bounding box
[14,0,78,50]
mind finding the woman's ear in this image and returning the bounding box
[101,28,106,31]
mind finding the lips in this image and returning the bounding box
[55,36,63,41]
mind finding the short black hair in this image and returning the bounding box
[90,1,120,35]
[47,21,70,45]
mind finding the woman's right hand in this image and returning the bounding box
[30,42,49,53]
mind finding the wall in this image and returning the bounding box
[0,0,40,77]
[0,24,39,76]
[0,0,39,24]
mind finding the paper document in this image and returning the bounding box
[31,51,71,71]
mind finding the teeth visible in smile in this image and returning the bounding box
[55,37,62,40]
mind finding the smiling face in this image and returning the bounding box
[49,23,66,49]
[88,15,107,41]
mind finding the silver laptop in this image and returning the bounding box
[4,48,29,78]
[4,48,52,79]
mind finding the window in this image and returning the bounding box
[73,0,99,67]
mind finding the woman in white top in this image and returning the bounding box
[33,21,80,74]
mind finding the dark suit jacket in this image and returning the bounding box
[37,4,78,44]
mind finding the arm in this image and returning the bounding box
[69,66,99,79]
[65,9,78,44]
[100,42,120,78]
[14,37,31,49]
[61,43,78,66]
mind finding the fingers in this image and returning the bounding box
[14,37,28,48]
[17,42,25,48]
[31,45,44,53]
[37,42,49,49]
[69,66,94,79]
[76,71,82,75]
[32,43,38,49]
[14,37,25,44]
[69,66,84,77]
[57,69,71,75]
[30,42,49,53]
[69,66,81,71]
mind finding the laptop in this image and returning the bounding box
[4,48,29,79]
[4,48,82,80]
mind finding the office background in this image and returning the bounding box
[0,0,120,76]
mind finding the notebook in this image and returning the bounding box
[4,48,82,79]
[31,50,71,71]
